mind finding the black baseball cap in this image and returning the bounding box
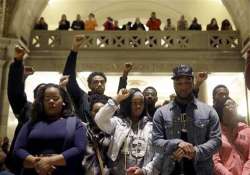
[171,64,193,80]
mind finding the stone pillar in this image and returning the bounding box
[0,0,5,36]
[0,37,18,137]
[0,59,10,137]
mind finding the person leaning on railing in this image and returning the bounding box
[58,14,70,30]
[85,13,98,31]
[34,17,48,30]
[146,12,161,31]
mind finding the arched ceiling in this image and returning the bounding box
[42,0,233,30]
[222,0,250,46]
[7,0,250,47]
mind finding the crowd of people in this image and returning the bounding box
[34,12,234,32]
[0,35,249,175]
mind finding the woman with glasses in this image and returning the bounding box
[14,84,87,175]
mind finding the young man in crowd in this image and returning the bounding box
[152,64,221,175]
[63,35,109,122]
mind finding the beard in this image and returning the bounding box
[175,93,194,104]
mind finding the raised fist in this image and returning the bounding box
[15,45,26,61]
[195,72,208,89]
[59,75,69,89]
[72,35,85,52]
[115,88,130,103]
[124,62,133,74]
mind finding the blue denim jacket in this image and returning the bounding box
[152,99,221,175]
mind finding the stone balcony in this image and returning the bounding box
[28,30,243,72]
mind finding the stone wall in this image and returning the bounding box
[0,0,16,37]
[0,0,5,36]
[0,38,20,137]
[8,0,48,43]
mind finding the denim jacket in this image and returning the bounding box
[95,99,159,175]
[152,98,221,175]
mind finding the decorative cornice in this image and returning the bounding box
[25,58,245,73]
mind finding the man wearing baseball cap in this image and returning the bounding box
[152,64,221,175]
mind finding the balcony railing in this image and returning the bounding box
[30,30,241,50]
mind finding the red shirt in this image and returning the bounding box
[213,122,250,175]
[146,18,161,30]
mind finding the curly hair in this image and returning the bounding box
[119,88,147,119]
[31,83,75,123]
[87,72,107,87]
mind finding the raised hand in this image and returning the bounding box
[115,88,130,103]
[194,72,208,92]
[72,35,85,52]
[195,72,208,88]
[123,62,133,77]
[15,45,26,61]
[24,66,35,78]
[59,75,69,89]
[197,72,208,82]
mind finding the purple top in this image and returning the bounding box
[14,117,86,175]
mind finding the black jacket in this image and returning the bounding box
[71,20,85,30]
[7,59,32,173]
[131,23,146,31]
[63,51,109,122]
[7,59,31,148]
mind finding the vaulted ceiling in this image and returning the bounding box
[7,0,250,45]
[42,0,233,30]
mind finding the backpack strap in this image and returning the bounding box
[63,116,77,150]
